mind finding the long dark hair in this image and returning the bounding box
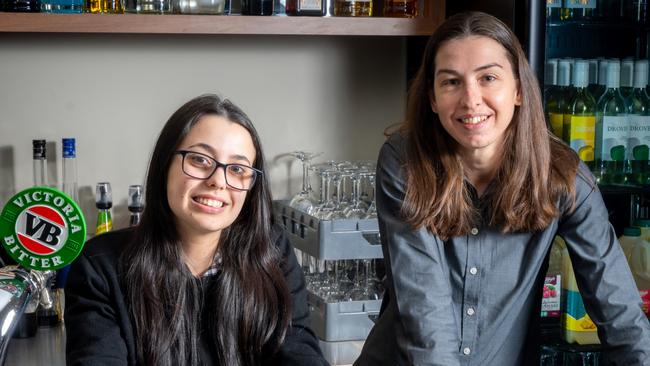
[401,11,579,240]
[120,94,291,365]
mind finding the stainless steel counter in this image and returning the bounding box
[5,325,65,366]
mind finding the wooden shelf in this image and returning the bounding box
[0,12,443,36]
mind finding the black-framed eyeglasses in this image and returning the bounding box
[175,150,262,191]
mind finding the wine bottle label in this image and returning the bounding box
[299,0,321,10]
[565,115,596,162]
[565,0,596,9]
[599,116,628,162]
[0,187,87,271]
[629,115,650,161]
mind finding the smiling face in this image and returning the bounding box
[430,36,521,161]
[166,115,257,244]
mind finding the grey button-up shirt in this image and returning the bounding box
[355,133,650,366]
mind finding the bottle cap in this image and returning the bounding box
[558,60,571,87]
[572,60,589,88]
[606,60,621,89]
[588,59,599,85]
[598,59,609,86]
[633,60,649,89]
[545,59,558,86]
[32,139,46,160]
[623,227,642,236]
[128,185,144,212]
[621,59,634,88]
[95,182,113,209]
[62,138,76,159]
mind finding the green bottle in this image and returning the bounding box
[95,182,113,235]
[620,59,635,99]
[564,60,597,171]
[595,60,628,185]
[627,60,650,185]
[587,59,607,103]
[547,60,572,139]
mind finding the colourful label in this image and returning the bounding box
[628,115,650,161]
[565,115,596,162]
[563,288,598,332]
[0,187,87,271]
[95,211,113,235]
[542,275,561,318]
[599,116,628,161]
[546,0,561,8]
[641,290,649,316]
[549,113,564,138]
[565,0,596,9]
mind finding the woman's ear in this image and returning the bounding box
[430,94,438,114]
[515,82,522,106]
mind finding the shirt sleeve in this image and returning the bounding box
[558,165,650,365]
[270,229,329,366]
[65,252,128,366]
[376,137,461,366]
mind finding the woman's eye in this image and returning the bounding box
[189,154,212,167]
[228,165,245,175]
[441,79,459,86]
[483,74,497,82]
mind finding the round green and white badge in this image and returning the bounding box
[0,187,87,271]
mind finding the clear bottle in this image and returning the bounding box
[627,60,650,185]
[128,184,144,227]
[564,60,597,171]
[285,0,324,15]
[62,138,78,201]
[95,182,113,235]
[620,58,635,99]
[125,0,171,12]
[32,139,47,187]
[595,60,628,184]
[333,0,371,16]
[175,0,222,14]
[547,59,572,139]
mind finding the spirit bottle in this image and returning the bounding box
[32,140,47,187]
[383,0,417,17]
[128,184,144,227]
[334,0,371,16]
[95,182,113,235]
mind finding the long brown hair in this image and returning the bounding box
[401,11,579,240]
[120,95,290,365]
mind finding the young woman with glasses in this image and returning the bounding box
[64,94,328,366]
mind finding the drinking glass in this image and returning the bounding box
[288,151,321,214]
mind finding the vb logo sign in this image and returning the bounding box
[0,187,86,271]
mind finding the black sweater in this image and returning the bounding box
[64,227,328,366]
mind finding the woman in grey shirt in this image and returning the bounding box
[355,11,650,366]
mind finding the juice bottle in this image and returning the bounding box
[629,238,650,318]
[541,237,563,342]
[634,219,650,242]
[561,237,601,345]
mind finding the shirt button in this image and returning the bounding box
[469,267,478,275]
[467,307,475,316]
[470,227,479,235]
[463,347,471,355]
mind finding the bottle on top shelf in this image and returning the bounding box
[627,59,650,185]
[41,0,83,12]
[128,184,144,227]
[563,60,597,171]
[241,0,273,15]
[3,0,40,11]
[333,0,371,16]
[285,0,324,16]
[595,59,628,185]
[125,0,172,13]
[85,0,124,13]
[95,182,113,236]
[383,0,417,17]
